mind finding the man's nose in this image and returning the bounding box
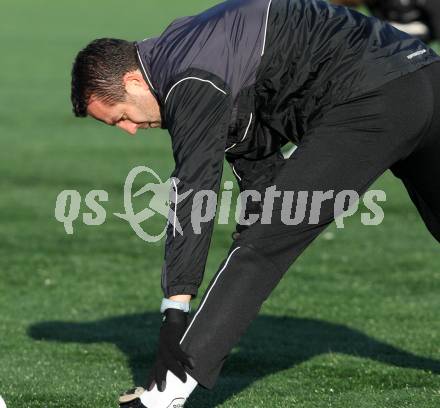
[116,121,138,135]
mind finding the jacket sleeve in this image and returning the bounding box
[161,73,232,299]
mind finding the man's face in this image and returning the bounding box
[87,70,161,135]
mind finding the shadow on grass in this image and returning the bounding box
[28,314,440,407]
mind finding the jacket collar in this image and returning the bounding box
[135,37,167,129]
[135,37,159,100]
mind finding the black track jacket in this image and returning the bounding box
[135,0,440,298]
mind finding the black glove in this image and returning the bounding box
[147,309,195,392]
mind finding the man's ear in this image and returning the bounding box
[123,70,149,94]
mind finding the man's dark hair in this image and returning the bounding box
[71,38,138,117]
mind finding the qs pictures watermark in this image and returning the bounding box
[55,166,387,243]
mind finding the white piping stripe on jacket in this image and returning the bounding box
[261,0,273,56]
[179,246,241,344]
[165,77,227,104]
[225,112,253,153]
[136,48,157,92]
[172,178,178,237]
[232,165,242,182]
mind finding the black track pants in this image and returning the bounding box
[180,62,440,390]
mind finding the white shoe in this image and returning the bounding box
[119,369,196,407]
[119,383,188,407]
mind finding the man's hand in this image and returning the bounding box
[147,308,195,392]
[169,295,192,302]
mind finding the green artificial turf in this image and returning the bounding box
[0,1,439,407]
